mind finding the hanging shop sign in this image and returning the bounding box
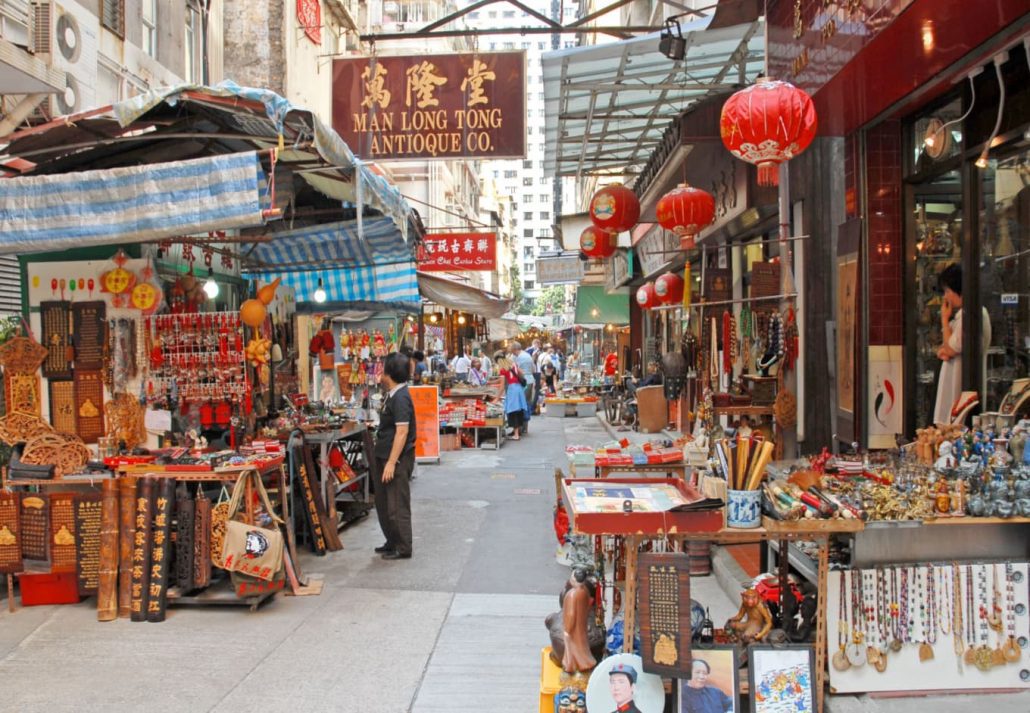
[332,52,526,160]
[418,232,497,272]
[636,225,678,281]
[537,255,584,285]
[605,249,632,293]
[297,0,321,44]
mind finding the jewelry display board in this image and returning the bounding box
[74,494,103,596]
[19,494,48,561]
[48,379,77,434]
[0,492,22,574]
[827,563,1030,692]
[40,301,72,378]
[637,552,692,678]
[49,493,77,573]
[73,369,105,442]
[71,301,106,370]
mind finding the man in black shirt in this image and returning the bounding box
[374,352,417,559]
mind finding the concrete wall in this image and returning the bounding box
[222,0,284,94]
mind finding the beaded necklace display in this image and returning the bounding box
[926,564,938,646]
[963,565,978,666]
[953,563,965,662]
[917,566,936,662]
[888,567,902,651]
[876,569,893,662]
[739,303,752,371]
[974,565,994,671]
[989,564,1004,632]
[938,565,952,637]
[1003,564,1022,662]
[864,569,886,671]
[847,568,867,666]
[833,571,852,671]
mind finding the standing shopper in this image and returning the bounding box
[511,342,537,422]
[496,355,528,440]
[374,352,416,560]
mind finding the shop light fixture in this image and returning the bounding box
[923,71,978,150]
[975,52,1007,170]
[202,268,219,299]
[429,313,439,324]
[457,314,467,325]
[313,277,327,303]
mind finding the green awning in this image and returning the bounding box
[574,285,630,326]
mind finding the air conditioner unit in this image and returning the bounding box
[32,0,98,117]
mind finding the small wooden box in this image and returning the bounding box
[743,375,777,405]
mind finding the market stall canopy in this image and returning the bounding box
[487,317,522,340]
[0,152,266,254]
[243,217,419,309]
[417,272,514,319]
[0,81,415,252]
[542,18,764,180]
[574,285,630,327]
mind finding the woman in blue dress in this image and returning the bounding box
[496,356,528,440]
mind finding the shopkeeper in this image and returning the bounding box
[934,264,991,424]
[374,352,416,560]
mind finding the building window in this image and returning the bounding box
[185,3,202,83]
[524,280,535,290]
[469,11,479,19]
[523,159,532,169]
[523,229,534,238]
[539,211,550,221]
[522,177,533,186]
[504,11,517,19]
[523,211,533,220]
[526,263,535,273]
[101,0,124,37]
[539,194,548,203]
[521,193,532,204]
[503,170,517,178]
[141,0,157,57]
[523,246,535,257]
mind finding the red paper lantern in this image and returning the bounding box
[720,77,817,186]
[635,282,657,310]
[654,273,684,305]
[589,184,640,234]
[656,184,715,250]
[580,226,616,259]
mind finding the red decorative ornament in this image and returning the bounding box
[580,226,616,259]
[656,184,715,250]
[635,282,657,310]
[720,77,817,186]
[589,184,640,234]
[654,273,684,305]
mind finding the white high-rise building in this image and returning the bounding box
[462,0,580,307]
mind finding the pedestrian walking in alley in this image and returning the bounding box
[373,352,416,560]
[496,354,528,440]
[511,341,538,418]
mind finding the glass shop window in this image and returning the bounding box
[911,169,963,428]
[979,146,1030,416]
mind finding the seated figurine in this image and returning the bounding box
[725,587,773,644]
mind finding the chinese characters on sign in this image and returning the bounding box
[637,552,692,677]
[297,0,321,45]
[333,52,526,160]
[418,232,497,272]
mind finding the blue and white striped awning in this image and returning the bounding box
[244,217,412,270]
[0,152,267,255]
[270,261,419,308]
[244,217,418,307]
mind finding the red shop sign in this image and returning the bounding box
[418,232,497,272]
[297,0,321,45]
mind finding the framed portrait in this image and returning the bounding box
[679,645,741,713]
[747,644,816,713]
[585,653,665,713]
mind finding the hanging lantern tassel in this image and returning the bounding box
[683,262,691,310]
[720,77,817,186]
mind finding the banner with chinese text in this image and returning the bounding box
[410,386,441,462]
[419,232,497,272]
[332,52,526,160]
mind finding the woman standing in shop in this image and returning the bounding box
[495,353,528,440]
[934,264,992,424]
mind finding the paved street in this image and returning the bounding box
[2,414,1028,712]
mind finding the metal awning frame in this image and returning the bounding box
[543,19,763,179]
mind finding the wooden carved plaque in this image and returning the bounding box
[637,552,693,678]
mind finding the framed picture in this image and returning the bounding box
[679,644,741,713]
[585,653,666,713]
[747,644,816,713]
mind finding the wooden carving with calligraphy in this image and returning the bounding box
[50,493,77,573]
[0,492,23,574]
[74,494,103,595]
[637,552,693,677]
[20,494,48,561]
